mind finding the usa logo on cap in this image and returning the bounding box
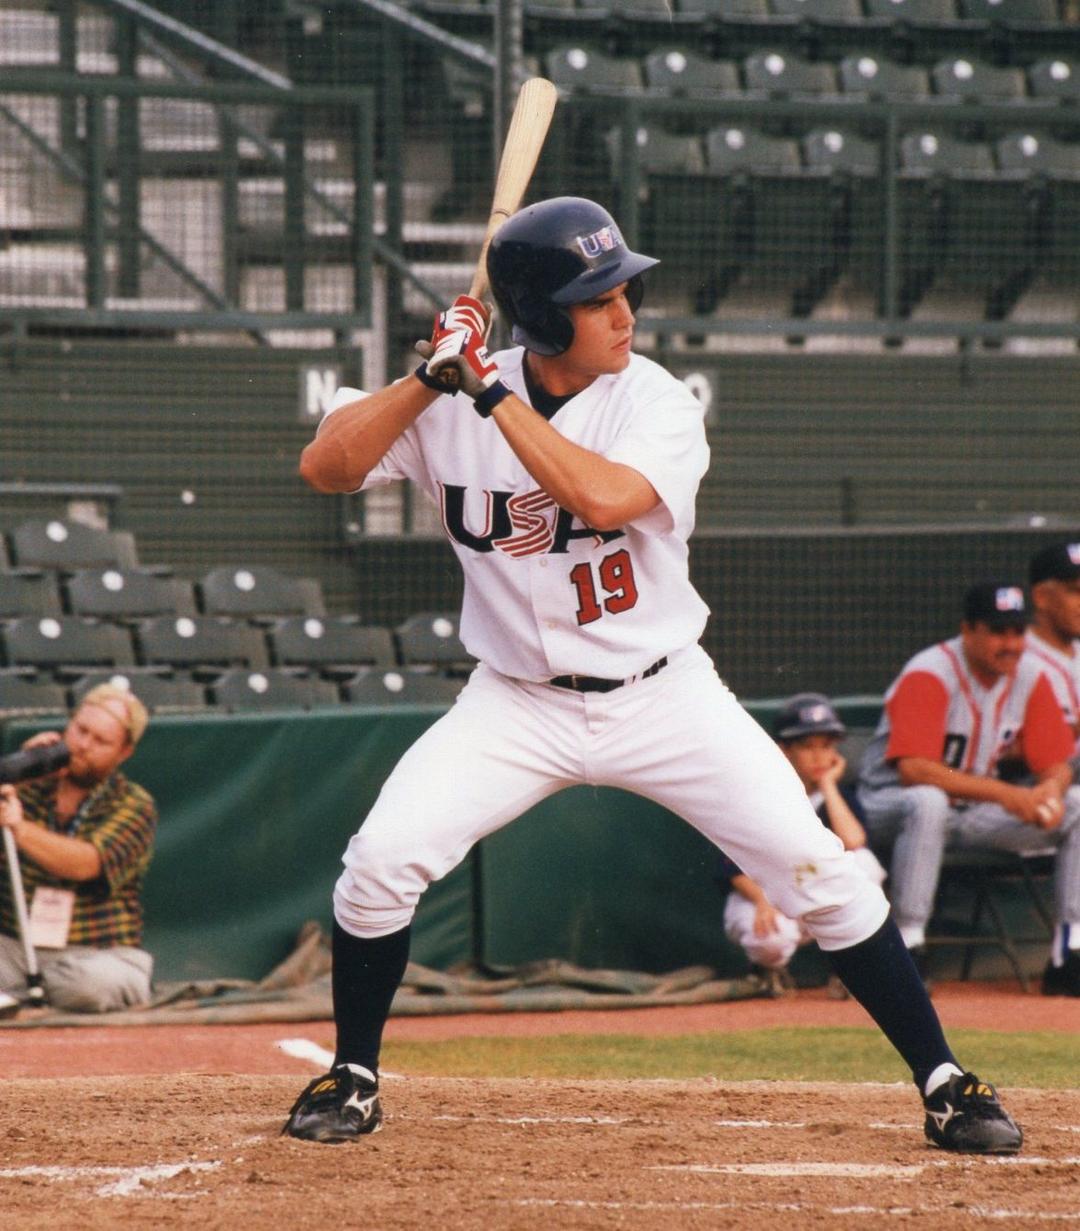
[802,703,831,724]
[1069,544,1080,565]
[577,225,621,259]
[995,586,1025,612]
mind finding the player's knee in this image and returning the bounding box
[902,784,951,831]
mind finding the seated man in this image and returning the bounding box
[858,581,1080,997]
[0,684,157,1012]
[719,692,886,994]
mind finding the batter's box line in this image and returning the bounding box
[514,1198,1080,1222]
[0,1161,221,1198]
[651,1156,1080,1177]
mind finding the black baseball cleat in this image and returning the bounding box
[923,1072,1022,1155]
[282,1063,383,1143]
[1042,952,1080,997]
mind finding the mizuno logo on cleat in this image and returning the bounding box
[927,1102,957,1132]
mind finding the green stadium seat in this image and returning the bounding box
[70,670,208,712]
[1027,57,1080,105]
[802,127,881,177]
[9,519,140,573]
[1,616,136,679]
[208,668,341,711]
[742,49,839,97]
[699,124,840,313]
[642,47,741,95]
[959,0,1061,26]
[545,45,644,92]
[768,0,861,19]
[198,564,325,623]
[930,55,1027,104]
[0,571,62,620]
[0,672,69,717]
[995,132,1080,288]
[606,124,707,175]
[395,611,476,673]
[899,130,1035,312]
[342,667,464,706]
[135,615,269,677]
[268,616,397,679]
[838,52,931,101]
[862,0,959,20]
[66,567,197,622]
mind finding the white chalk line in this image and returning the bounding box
[273,1037,403,1079]
[655,1156,1080,1178]
[0,1161,220,1198]
[516,1198,1080,1221]
[433,1114,632,1126]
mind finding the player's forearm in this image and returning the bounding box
[7,820,102,881]
[1037,762,1073,794]
[299,378,436,493]
[896,757,1018,808]
[490,394,659,530]
[819,790,867,850]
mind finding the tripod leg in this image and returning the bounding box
[2,827,46,1004]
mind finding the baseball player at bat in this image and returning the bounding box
[284,196,1021,1153]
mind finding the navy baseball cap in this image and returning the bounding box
[774,693,846,741]
[1029,541,1080,586]
[963,580,1029,628]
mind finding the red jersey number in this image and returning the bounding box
[569,549,640,626]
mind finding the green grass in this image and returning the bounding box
[381,1027,1079,1088]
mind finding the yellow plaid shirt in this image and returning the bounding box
[0,771,157,948]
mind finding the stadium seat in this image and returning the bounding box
[642,48,741,95]
[0,571,62,619]
[838,52,931,101]
[342,667,464,706]
[605,124,707,175]
[545,46,644,92]
[802,127,880,177]
[268,616,397,679]
[959,0,1061,26]
[899,130,1034,311]
[860,0,977,56]
[0,672,69,716]
[768,0,861,19]
[699,124,840,313]
[1,616,136,679]
[1027,58,1080,105]
[930,55,1027,104]
[861,0,959,20]
[197,565,325,623]
[135,615,269,677]
[66,567,197,622]
[995,132,1080,288]
[8,519,140,572]
[208,668,341,711]
[70,670,208,712]
[395,612,476,673]
[742,49,838,98]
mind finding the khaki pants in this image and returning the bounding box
[0,932,152,1012]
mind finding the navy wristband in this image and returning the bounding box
[414,361,453,394]
[473,379,511,419]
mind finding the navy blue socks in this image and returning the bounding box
[331,919,412,1074]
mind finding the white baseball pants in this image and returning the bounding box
[334,645,890,950]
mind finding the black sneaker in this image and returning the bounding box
[1042,952,1080,997]
[282,1064,382,1143]
[923,1072,1022,1155]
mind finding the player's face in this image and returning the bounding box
[783,734,841,790]
[63,701,133,787]
[961,620,1027,683]
[1033,578,1080,642]
[560,282,637,377]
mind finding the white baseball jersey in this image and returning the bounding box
[860,635,1072,791]
[1025,630,1080,738]
[329,347,710,681]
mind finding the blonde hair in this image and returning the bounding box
[79,682,150,746]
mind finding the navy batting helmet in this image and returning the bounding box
[486,196,659,356]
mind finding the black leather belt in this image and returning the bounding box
[548,657,668,694]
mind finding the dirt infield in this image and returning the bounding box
[2,1076,1078,1229]
[1,982,1077,1229]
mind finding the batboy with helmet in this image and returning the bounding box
[486,196,659,356]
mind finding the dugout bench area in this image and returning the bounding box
[1,699,1054,991]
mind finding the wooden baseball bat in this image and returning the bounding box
[2,826,46,1004]
[468,76,558,302]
